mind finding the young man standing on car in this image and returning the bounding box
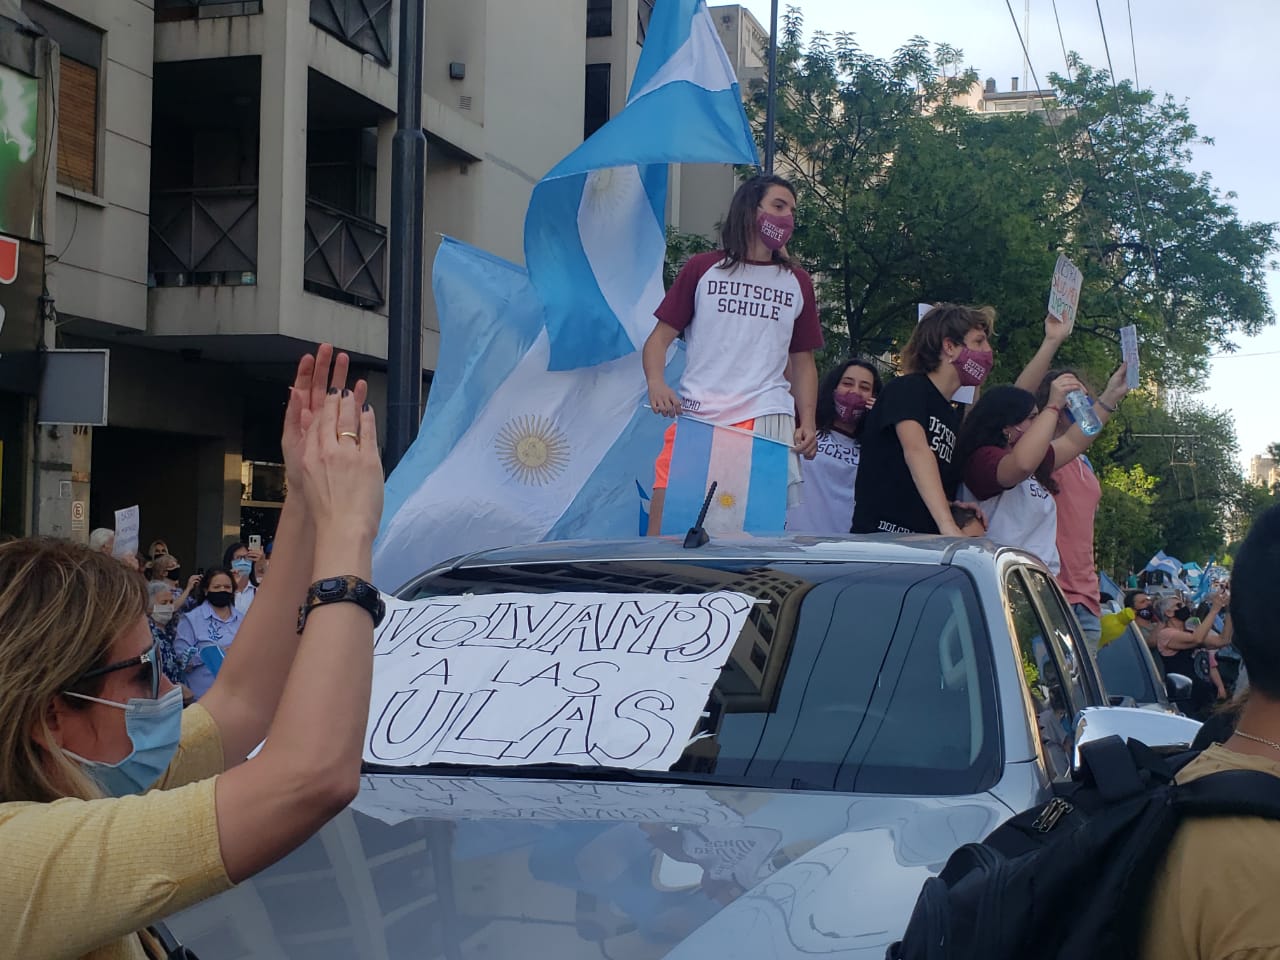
[1141,503,1280,960]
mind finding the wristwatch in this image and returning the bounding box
[296,575,386,634]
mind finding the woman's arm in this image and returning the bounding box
[1014,314,1072,393]
[897,420,962,536]
[213,380,383,883]
[199,347,362,768]
[643,322,683,417]
[789,350,819,459]
[993,373,1079,488]
[1051,364,1130,466]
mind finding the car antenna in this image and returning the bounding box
[684,481,716,549]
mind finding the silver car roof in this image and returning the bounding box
[418,534,1035,577]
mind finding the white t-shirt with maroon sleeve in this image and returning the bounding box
[656,251,823,425]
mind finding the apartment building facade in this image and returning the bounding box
[0,0,606,566]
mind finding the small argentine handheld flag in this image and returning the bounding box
[660,418,789,536]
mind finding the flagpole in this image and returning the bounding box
[386,0,427,471]
[763,0,779,173]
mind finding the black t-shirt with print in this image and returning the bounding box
[851,372,961,534]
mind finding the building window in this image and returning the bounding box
[584,63,610,140]
[587,0,611,38]
[23,1,102,193]
[637,0,655,45]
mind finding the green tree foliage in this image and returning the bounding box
[1095,464,1157,577]
[748,10,1276,391]
[744,8,1276,560]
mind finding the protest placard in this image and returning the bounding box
[1047,254,1083,326]
[113,505,139,559]
[364,591,756,772]
[1120,324,1140,390]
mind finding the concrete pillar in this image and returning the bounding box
[33,423,91,543]
[256,0,310,337]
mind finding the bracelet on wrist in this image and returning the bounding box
[1043,404,1062,415]
[1097,397,1118,414]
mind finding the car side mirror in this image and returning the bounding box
[1072,706,1202,776]
[1165,672,1194,703]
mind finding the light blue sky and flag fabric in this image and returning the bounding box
[372,0,755,590]
[525,0,759,371]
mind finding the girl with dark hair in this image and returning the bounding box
[786,358,882,534]
[851,304,996,536]
[955,372,1108,574]
[643,174,824,534]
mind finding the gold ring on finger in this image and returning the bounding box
[338,431,360,444]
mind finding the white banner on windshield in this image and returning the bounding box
[363,591,755,771]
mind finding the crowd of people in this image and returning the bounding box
[649,174,1129,652]
[84,531,272,703]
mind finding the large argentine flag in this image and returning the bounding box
[660,418,788,536]
[372,239,683,590]
[526,0,759,371]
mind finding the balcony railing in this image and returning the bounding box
[303,198,387,308]
[310,0,392,66]
[156,0,263,22]
[149,186,258,288]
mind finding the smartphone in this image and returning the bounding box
[249,534,262,552]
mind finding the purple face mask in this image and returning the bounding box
[757,211,794,251]
[952,347,995,387]
[833,389,868,426]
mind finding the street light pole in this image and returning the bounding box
[763,0,779,173]
[385,0,427,472]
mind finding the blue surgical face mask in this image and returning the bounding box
[63,686,184,796]
[231,558,253,576]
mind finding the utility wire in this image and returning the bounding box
[1125,0,1141,91]
[1050,0,1075,80]
[1002,0,1130,332]
[1094,0,1160,285]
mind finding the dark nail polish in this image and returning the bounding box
[327,387,338,396]
[362,403,372,412]
[342,389,351,398]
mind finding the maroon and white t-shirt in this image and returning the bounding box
[959,445,1060,575]
[656,251,823,424]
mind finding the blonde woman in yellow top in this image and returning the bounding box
[0,344,385,959]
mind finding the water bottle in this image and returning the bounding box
[1065,390,1102,436]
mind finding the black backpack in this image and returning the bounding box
[887,735,1280,960]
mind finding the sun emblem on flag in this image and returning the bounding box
[583,167,623,216]
[717,492,737,510]
[496,415,570,486]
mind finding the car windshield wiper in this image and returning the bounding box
[362,760,771,790]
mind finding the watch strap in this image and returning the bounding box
[296,575,386,634]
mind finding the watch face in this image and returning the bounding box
[316,577,350,601]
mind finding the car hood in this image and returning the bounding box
[167,774,1009,959]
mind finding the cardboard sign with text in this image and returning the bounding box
[1047,254,1083,326]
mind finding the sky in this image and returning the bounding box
[736,0,1280,475]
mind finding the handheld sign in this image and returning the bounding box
[364,591,755,772]
[1047,254,1083,326]
[919,303,975,404]
[113,505,140,559]
[1119,324,1140,390]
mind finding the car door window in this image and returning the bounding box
[1005,570,1073,780]
[1024,569,1092,710]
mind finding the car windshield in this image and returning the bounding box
[394,559,1001,796]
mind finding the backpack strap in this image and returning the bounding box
[1174,769,1280,820]
[1077,736,1154,802]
